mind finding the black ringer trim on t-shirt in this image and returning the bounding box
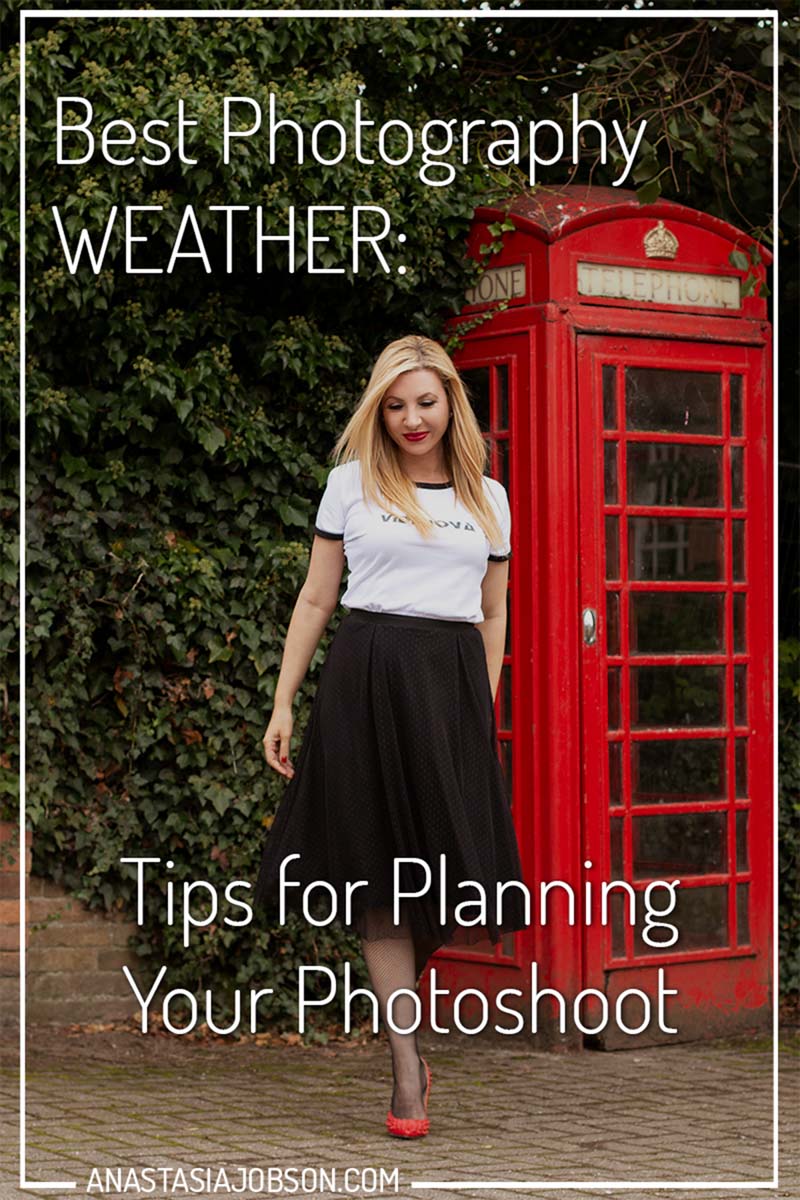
[488,552,512,562]
[414,480,453,489]
[314,525,344,540]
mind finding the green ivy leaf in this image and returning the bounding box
[199,425,226,455]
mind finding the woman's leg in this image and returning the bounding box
[361,914,428,1120]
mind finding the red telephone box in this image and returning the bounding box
[430,185,773,1049]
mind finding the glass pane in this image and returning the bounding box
[628,444,723,508]
[625,367,721,435]
[606,516,620,580]
[631,592,725,654]
[603,365,617,430]
[734,665,747,726]
[633,812,726,879]
[731,446,744,508]
[629,518,724,582]
[732,521,745,581]
[610,890,627,958]
[632,738,726,804]
[737,883,750,944]
[633,885,728,955]
[608,667,621,730]
[735,740,748,798]
[610,817,623,877]
[496,364,509,430]
[609,741,623,807]
[499,739,512,806]
[631,665,725,728]
[499,663,512,731]
[730,375,743,437]
[498,437,509,491]
[736,811,749,871]
[733,593,746,653]
[463,367,490,432]
[606,591,620,656]
[604,442,618,504]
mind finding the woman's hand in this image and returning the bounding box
[262,706,295,779]
[260,537,344,783]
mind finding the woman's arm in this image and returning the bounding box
[263,535,345,779]
[476,560,509,702]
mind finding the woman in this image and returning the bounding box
[254,334,527,1139]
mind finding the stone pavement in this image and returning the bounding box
[0,1026,797,1200]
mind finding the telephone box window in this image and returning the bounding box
[610,816,623,877]
[463,366,490,432]
[736,811,749,872]
[610,891,627,959]
[735,740,748,798]
[627,443,723,508]
[625,367,722,435]
[732,521,745,581]
[606,591,620,656]
[629,517,724,582]
[737,884,751,945]
[730,375,744,436]
[498,438,509,491]
[606,516,620,579]
[733,594,746,653]
[731,446,745,508]
[633,885,728,955]
[631,665,725,728]
[497,364,509,429]
[603,365,617,430]
[499,664,512,732]
[632,738,726,804]
[630,592,725,654]
[608,667,621,729]
[604,442,619,504]
[608,741,623,807]
[632,812,727,878]
[734,665,748,726]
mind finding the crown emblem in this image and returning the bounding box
[644,221,679,260]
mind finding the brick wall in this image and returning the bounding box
[0,821,139,1025]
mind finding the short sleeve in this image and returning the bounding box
[486,479,512,562]
[314,466,345,540]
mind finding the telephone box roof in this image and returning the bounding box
[474,185,772,263]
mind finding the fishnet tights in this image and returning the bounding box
[360,910,440,1120]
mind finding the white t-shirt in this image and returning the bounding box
[314,459,511,623]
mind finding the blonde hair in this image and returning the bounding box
[328,335,505,546]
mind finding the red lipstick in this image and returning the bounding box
[404,432,429,442]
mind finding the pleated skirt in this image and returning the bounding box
[252,607,528,948]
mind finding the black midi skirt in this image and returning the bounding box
[252,607,528,947]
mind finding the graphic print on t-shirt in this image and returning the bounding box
[314,461,512,624]
[380,511,478,533]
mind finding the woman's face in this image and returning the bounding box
[380,368,451,468]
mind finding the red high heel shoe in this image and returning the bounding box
[386,1057,432,1139]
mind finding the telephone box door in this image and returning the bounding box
[577,334,772,1044]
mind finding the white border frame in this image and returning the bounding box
[17,7,780,1192]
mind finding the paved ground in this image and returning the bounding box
[0,1025,797,1200]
